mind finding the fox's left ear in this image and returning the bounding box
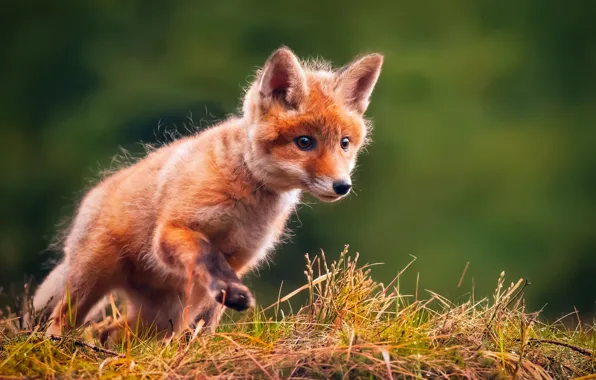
[335,53,384,114]
[258,47,308,109]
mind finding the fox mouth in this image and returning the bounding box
[319,194,341,201]
[304,180,346,202]
[310,191,344,203]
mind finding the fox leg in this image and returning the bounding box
[30,261,68,327]
[45,268,112,337]
[44,242,119,336]
[99,293,179,347]
[98,315,134,348]
[155,223,255,312]
[100,288,225,347]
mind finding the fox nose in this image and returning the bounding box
[332,181,352,195]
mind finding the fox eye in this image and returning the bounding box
[340,137,350,151]
[294,136,315,151]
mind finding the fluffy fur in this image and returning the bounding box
[32,46,383,344]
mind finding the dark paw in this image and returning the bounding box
[212,281,255,312]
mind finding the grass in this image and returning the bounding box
[1,246,595,379]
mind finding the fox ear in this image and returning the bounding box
[258,47,308,109]
[336,53,384,114]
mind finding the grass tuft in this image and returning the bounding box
[1,246,595,379]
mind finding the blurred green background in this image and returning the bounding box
[1,1,595,319]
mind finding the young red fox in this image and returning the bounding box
[32,47,383,342]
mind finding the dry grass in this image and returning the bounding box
[1,246,595,379]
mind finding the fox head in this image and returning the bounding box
[242,47,383,202]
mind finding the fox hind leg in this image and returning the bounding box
[31,261,68,326]
[99,290,184,347]
[44,257,114,337]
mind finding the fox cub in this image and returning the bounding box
[33,47,383,342]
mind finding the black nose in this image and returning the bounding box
[333,181,352,195]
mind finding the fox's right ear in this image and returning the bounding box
[258,47,308,109]
[335,53,384,114]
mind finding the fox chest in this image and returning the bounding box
[209,190,300,272]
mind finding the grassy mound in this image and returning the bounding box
[1,247,594,378]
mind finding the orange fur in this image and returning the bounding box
[32,47,383,343]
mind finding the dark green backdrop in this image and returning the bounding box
[1,1,595,319]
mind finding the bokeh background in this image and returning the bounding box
[1,1,595,319]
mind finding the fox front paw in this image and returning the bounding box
[212,281,255,311]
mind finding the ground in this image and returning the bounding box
[1,247,594,379]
